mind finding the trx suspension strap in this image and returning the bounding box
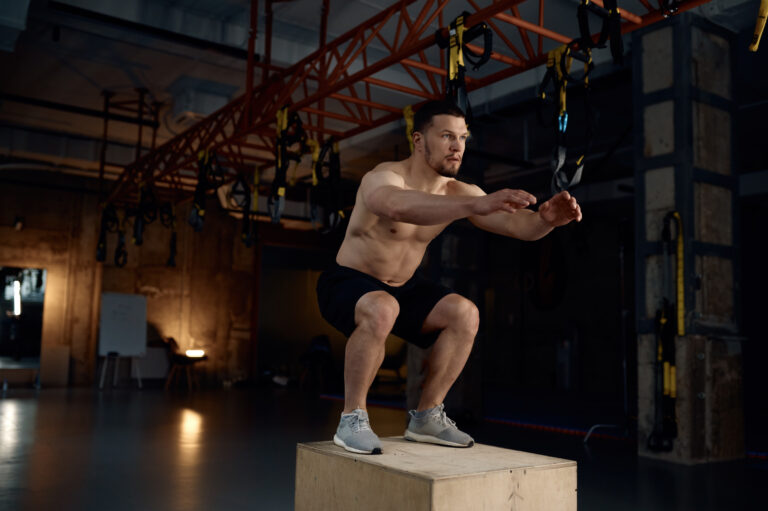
[271,105,306,223]
[189,150,211,232]
[437,12,492,121]
[189,149,226,231]
[577,0,624,65]
[659,0,680,18]
[750,0,768,52]
[306,138,321,229]
[131,184,157,246]
[538,44,592,195]
[96,203,118,262]
[314,137,345,233]
[114,209,128,268]
[648,211,684,452]
[230,175,255,247]
[159,202,177,267]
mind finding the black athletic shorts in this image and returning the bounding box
[316,263,454,349]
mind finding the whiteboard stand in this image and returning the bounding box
[98,351,143,390]
[98,293,148,390]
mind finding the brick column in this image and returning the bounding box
[633,14,743,463]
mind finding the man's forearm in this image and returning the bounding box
[382,189,476,225]
[507,210,555,241]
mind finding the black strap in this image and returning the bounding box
[538,46,593,195]
[314,138,345,233]
[576,0,624,66]
[115,224,127,268]
[188,150,211,231]
[440,12,493,121]
[659,0,680,18]
[271,107,306,223]
[96,204,118,262]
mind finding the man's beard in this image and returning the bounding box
[424,140,460,177]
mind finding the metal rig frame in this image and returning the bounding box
[105,0,714,207]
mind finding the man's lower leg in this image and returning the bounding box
[342,326,386,414]
[417,325,474,411]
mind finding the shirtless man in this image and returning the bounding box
[316,100,582,454]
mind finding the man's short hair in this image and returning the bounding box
[412,100,466,135]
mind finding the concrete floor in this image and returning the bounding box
[0,386,764,511]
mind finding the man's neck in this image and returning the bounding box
[404,154,451,193]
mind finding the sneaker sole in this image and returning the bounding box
[404,430,474,448]
[333,434,382,455]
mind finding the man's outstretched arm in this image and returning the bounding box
[462,183,582,240]
[362,169,533,226]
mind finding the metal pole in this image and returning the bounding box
[135,88,147,162]
[319,0,329,134]
[98,90,113,202]
[151,101,160,150]
[246,0,258,126]
[264,0,273,85]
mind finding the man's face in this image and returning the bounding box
[416,114,469,178]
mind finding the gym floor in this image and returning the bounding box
[0,386,764,511]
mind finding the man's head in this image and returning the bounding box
[411,100,468,178]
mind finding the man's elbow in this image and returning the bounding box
[369,196,406,222]
[386,200,409,222]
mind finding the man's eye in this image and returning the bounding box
[442,134,451,139]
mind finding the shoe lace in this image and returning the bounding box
[429,404,456,428]
[352,413,372,433]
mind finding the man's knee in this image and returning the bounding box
[443,295,480,338]
[354,291,399,340]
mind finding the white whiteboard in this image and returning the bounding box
[98,293,147,357]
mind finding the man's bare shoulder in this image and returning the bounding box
[361,161,407,190]
[446,179,485,197]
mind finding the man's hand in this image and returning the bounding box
[539,191,582,227]
[472,189,537,216]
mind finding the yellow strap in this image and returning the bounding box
[448,16,465,81]
[670,366,677,398]
[663,361,670,396]
[403,105,414,154]
[750,0,768,52]
[307,139,320,186]
[278,186,285,197]
[276,107,289,134]
[276,107,289,168]
[547,45,570,116]
[673,212,685,336]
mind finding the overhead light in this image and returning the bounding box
[185,349,205,358]
[12,280,21,316]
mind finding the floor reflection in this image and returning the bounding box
[175,408,204,509]
[0,387,764,511]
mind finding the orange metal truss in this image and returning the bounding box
[107,0,713,205]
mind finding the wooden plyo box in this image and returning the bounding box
[295,437,577,511]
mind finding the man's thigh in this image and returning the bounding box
[391,274,453,348]
[317,265,387,337]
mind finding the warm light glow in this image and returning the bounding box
[0,401,22,460]
[180,408,202,440]
[12,280,21,316]
[185,349,205,358]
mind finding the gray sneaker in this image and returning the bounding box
[404,403,474,447]
[333,409,382,454]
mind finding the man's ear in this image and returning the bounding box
[412,131,422,149]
